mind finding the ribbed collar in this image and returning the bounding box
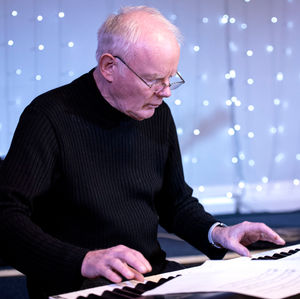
[71,68,135,127]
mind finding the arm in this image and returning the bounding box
[155,110,226,259]
[0,106,152,291]
[0,107,88,290]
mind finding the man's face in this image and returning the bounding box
[111,33,180,121]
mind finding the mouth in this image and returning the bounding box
[147,100,163,109]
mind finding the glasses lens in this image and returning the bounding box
[170,81,184,90]
[151,73,185,92]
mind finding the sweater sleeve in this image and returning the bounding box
[155,112,226,259]
[0,106,89,292]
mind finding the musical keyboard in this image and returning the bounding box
[50,243,300,299]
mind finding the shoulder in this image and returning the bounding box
[25,70,94,118]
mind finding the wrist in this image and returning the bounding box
[208,222,227,248]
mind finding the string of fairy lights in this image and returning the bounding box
[1,0,300,213]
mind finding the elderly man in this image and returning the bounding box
[0,6,284,299]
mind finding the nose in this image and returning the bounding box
[155,85,172,98]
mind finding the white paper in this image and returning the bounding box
[144,256,300,299]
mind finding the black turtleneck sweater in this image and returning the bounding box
[0,70,225,297]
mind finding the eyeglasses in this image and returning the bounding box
[113,56,185,92]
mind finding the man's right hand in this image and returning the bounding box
[81,245,152,283]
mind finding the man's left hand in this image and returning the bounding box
[212,221,286,257]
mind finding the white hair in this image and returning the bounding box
[95,6,183,62]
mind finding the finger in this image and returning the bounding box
[127,265,145,282]
[115,246,152,274]
[104,268,123,283]
[228,241,251,257]
[110,259,137,280]
[130,250,152,272]
[256,225,285,245]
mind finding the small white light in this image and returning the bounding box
[239,152,245,160]
[262,176,269,183]
[193,45,200,52]
[226,192,233,198]
[198,186,205,192]
[238,181,245,189]
[275,153,285,163]
[287,21,294,29]
[270,127,277,134]
[228,128,235,136]
[174,99,181,105]
[8,40,14,46]
[248,105,255,111]
[16,98,22,106]
[234,124,241,131]
[231,96,237,102]
[226,99,232,106]
[248,160,255,167]
[169,14,177,21]
[225,73,231,80]
[183,155,190,163]
[68,41,74,48]
[232,157,238,164]
[247,78,254,85]
[202,17,208,23]
[241,23,247,29]
[234,100,241,107]
[11,10,18,16]
[286,48,292,56]
[203,100,209,106]
[229,17,236,24]
[35,74,42,81]
[276,72,284,81]
[201,73,208,81]
[192,157,198,164]
[16,69,22,75]
[244,0,251,2]
[271,17,278,23]
[177,128,183,135]
[248,131,254,138]
[37,15,43,21]
[220,14,229,24]
[68,70,74,77]
[296,154,300,161]
[293,179,300,186]
[246,50,253,56]
[266,45,274,52]
[256,185,263,192]
[229,42,238,52]
[273,98,280,105]
[0,123,2,130]
[278,125,284,133]
[58,11,65,18]
[229,69,236,78]
[38,44,45,51]
[193,129,200,136]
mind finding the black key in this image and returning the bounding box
[112,288,141,298]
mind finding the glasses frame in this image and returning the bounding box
[113,55,185,91]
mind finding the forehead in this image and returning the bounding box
[133,37,180,77]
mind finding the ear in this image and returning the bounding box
[98,54,116,82]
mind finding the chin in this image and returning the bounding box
[130,108,156,121]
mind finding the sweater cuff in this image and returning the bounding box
[208,222,227,248]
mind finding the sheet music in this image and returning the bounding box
[144,251,300,299]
